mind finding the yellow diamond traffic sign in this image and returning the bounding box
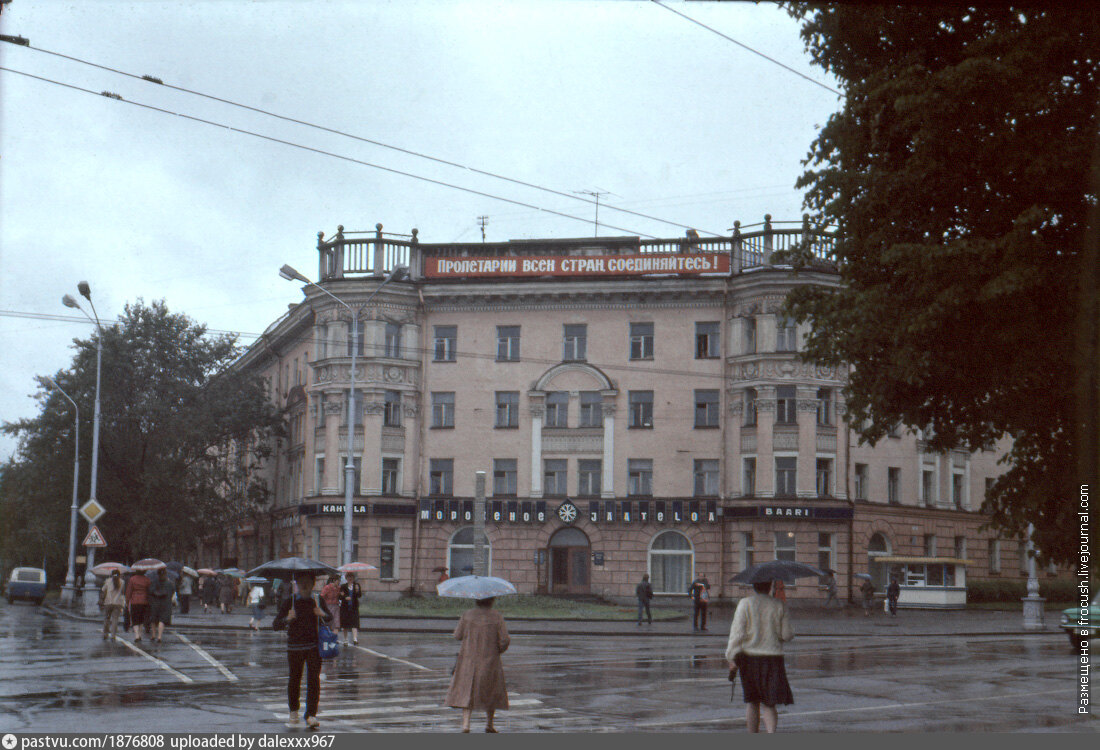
[79,499,106,524]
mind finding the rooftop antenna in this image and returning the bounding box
[477,215,489,243]
[573,188,614,237]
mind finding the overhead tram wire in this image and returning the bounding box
[2,40,726,237]
[650,0,842,97]
[0,67,657,239]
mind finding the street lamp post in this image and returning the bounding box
[279,263,408,568]
[63,282,104,615]
[40,375,80,607]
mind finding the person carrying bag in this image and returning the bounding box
[273,572,332,730]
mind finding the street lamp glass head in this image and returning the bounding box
[62,294,82,309]
[279,264,311,283]
[77,281,92,300]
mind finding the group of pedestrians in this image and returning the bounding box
[100,566,176,642]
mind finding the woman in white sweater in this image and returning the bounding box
[725,580,795,733]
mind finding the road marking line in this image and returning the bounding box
[113,637,193,683]
[272,698,542,720]
[173,632,239,682]
[635,687,1075,727]
[348,644,432,671]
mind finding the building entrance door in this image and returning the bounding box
[548,527,590,595]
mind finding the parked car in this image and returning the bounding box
[6,567,47,605]
[1061,592,1099,649]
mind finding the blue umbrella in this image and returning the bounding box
[436,575,517,600]
[245,576,267,584]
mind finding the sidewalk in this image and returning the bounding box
[48,603,1068,639]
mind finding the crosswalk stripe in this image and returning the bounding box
[112,636,194,683]
[273,697,543,719]
[174,632,239,681]
[347,644,433,671]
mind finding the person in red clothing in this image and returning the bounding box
[125,570,151,642]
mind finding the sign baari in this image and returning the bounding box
[425,252,730,279]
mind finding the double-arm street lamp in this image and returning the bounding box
[39,375,80,607]
[62,282,104,614]
[279,264,409,568]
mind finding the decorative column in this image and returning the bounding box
[362,396,383,496]
[601,402,616,498]
[796,386,818,498]
[322,399,343,495]
[755,387,776,497]
[1021,523,1046,630]
[727,395,743,498]
[529,401,544,498]
[834,396,848,499]
[402,395,418,497]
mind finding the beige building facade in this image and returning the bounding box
[230,219,1043,606]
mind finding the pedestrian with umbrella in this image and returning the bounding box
[257,558,340,731]
[126,559,163,642]
[439,575,516,733]
[199,570,218,614]
[726,561,808,734]
[338,563,375,645]
[148,566,176,643]
[246,576,267,631]
[856,573,876,616]
[100,569,126,640]
[219,572,238,614]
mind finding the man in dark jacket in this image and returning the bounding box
[147,567,175,643]
[886,576,901,617]
[688,574,710,631]
[273,573,332,730]
[636,574,654,626]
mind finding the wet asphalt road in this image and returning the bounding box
[0,601,1094,733]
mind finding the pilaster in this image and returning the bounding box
[755,387,776,497]
[796,387,818,498]
[362,397,383,496]
[322,400,342,495]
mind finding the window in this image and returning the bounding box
[383,390,402,427]
[989,539,1001,573]
[493,459,517,497]
[497,325,520,362]
[384,322,401,358]
[429,459,453,496]
[954,536,966,560]
[776,315,797,352]
[346,323,364,357]
[578,460,601,497]
[315,455,325,495]
[629,322,654,360]
[922,469,936,506]
[543,459,567,497]
[338,456,362,494]
[382,458,400,495]
[629,390,653,428]
[816,458,832,497]
[854,463,868,500]
[649,531,693,595]
[887,467,901,504]
[345,389,363,426]
[775,531,796,562]
[776,386,797,424]
[740,532,755,570]
[433,325,457,362]
[694,390,720,428]
[742,457,756,496]
[816,388,832,426]
[775,457,797,496]
[545,391,569,428]
[744,388,757,427]
[563,324,587,361]
[380,528,397,579]
[743,318,756,354]
[818,533,835,574]
[693,459,719,497]
[952,471,966,509]
[628,459,653,497]
[924,534,937,556]
[495,391,519,428]
[696,321,720,358]
[985,477,995,501]
[448,527,491,578]
[579,391,603,427]
[431,392,455,428]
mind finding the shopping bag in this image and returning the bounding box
[318,621,340,659]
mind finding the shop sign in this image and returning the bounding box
[418,498,718,524]
[298,503,369,516]
[723,504,854,520]
[425,252,730,279]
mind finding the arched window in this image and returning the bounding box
[648,530,694,594]
[867,533,892,589]
[447,527,491,577]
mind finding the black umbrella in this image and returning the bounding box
[246,557,340,579]
[730,560,827,585]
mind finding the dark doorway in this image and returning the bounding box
[549,527,590,594]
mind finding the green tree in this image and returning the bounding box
[781,5,1099,565]
[0,300,283,580]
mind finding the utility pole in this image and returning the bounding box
[574,189,613,237]
[477,216,489,243]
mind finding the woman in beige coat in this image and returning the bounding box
[445,597,510,732]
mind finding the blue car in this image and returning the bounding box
[6,567,47,605]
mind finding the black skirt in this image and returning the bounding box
[734,653,794,706]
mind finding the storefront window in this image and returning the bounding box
[448,527,491,577]
[649,531,693,594]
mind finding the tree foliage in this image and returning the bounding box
[782,5,1099,565]
[0,300,283,579]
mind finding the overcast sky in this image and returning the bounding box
[0,0,841,462]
